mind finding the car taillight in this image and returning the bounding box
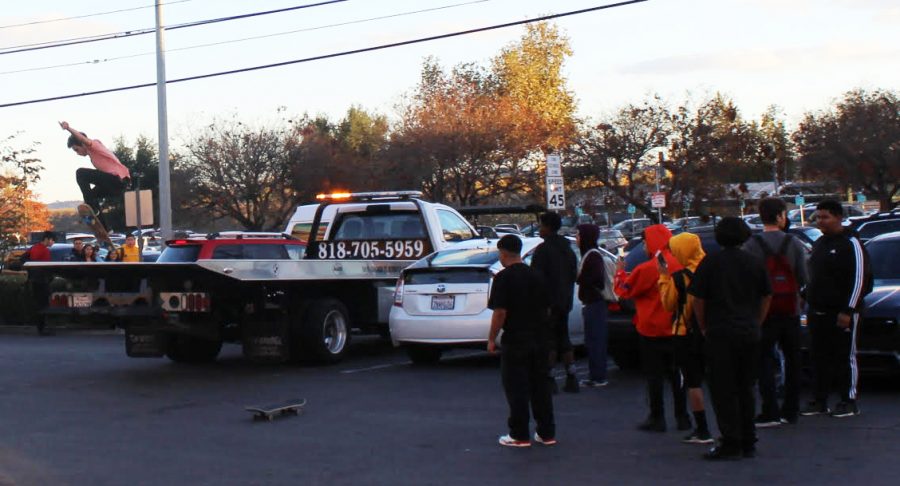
[393,276,404,307]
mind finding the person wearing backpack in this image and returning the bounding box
[575,224,610,387]
[742,197,808,427]
[803,200,872,418]
[658,232,713,444]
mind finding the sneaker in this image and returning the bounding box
[637,417,666,432]
[704,444,742,461]
[754,414,782,428]
[563,374,579,393]
[800,401,830,416]
[829,401,860,418]
[579,379,608,388]
[533,432,557,446]
[676,415,693,431]
[780,415,798,425]
[682,430,714,444]
[498,434,531,448]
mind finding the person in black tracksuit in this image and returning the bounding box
[489,235,556,447]
[802,200,871,418]
[531,212,579,393]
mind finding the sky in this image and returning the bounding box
[1,0,898,204]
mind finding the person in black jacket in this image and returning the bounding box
[531,212,579,393]
[576,224,609,387]
[488,235,556,447]
[802,200,871,418]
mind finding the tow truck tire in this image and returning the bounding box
[406,345,443,365]
[301,299,350,363]
[166,335,223,364]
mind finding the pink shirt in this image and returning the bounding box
[87,140,130,180]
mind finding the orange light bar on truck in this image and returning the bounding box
[316,192,352,200]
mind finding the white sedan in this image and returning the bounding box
[390,237,611,364]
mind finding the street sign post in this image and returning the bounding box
[627,204,636,214]
[651,192,666,209]
[545,154,565,211]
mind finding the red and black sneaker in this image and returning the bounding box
[498,434,531,448]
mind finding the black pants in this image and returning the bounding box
[76,168,126,228]
[758,316,802,420]
[707,336,759,449]
[501,341,555,441]
[640,336,687,420]
[809,309,858,403]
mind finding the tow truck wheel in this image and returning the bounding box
[166,335,223,364]
[301,299,350,363]
[405,345,442,365]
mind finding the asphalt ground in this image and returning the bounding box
[0,329,898,486]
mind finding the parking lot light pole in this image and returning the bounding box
[155,1,173,243]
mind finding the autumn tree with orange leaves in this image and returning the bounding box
[1,134,50,252]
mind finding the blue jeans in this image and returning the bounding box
[582,301,608,381]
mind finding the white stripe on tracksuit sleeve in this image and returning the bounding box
[847,237,865,312]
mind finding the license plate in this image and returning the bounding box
[72,293,93,308]
[431,295,455,311]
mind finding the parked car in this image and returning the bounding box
[855,232,900,374]
[613,218,654,239]
[849,210,900,243]
[789,203,866,227]
[597,229,628,251]
[786,226,823,251]
[742,214,764,230]
[667,217,706,232]
[476,226,499,239]
[389,237,609,364]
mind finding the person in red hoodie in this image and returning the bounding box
[23,231,57,336]
[615,224,690,432]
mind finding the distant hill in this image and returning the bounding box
[46,200,82,210]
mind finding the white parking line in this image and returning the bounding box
[339,363,407,374]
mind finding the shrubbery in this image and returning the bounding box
[0,273,34,325]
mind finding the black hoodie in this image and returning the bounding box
[807,229,872,314]
[531,233,577,314]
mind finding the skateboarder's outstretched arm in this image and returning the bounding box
[59,121,92,148]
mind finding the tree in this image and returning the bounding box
[178,117,299,231]
[492,21,577,150]
[794,89,900,210]
[566,97,671,218]
[108,136,160,231]
[391,60,539,206]
[0,134,49,251]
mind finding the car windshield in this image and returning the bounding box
[800,227,823,242]
[157,245,202,263]
[428,247,499,266]
[867,239,900,284]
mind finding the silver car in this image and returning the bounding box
[390,237,603,364]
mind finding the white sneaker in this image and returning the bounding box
[580,379,608,388]
[498,434,531,447]
[533,432,557,446]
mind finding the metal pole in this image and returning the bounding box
[155,1,173,242]
[135,176,144,262]
[657,152,663,223]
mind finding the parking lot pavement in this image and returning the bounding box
[0,332,899,486]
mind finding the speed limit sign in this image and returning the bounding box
[546,177,565,210]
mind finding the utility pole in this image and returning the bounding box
[155,1,173,242]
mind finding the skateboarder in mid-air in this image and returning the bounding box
[60,121,130,231]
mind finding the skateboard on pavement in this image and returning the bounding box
[77,203,115,250]
[245,398,307,421]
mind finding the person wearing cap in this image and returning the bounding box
[488,235,556,447]
[575,223,609,387]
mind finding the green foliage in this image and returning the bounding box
[108,136,159,231]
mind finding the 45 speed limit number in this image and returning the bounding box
[317,240,426,260]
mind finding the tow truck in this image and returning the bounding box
[25,191,482,364]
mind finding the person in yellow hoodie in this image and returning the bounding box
[658,232,713,445]
[119,234,141,262]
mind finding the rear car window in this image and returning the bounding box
[244,244,290,260]
[158,245,202,262]
[859,220,900,240]
[429,248,499,266]
[332,212,426,241]
[405,268,491,285]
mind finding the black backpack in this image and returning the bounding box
[672,268,697,335]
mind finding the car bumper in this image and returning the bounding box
[389,307,493,347]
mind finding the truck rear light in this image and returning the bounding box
[161,292,210,312]
[187,293,196,311]
[393,276,404,307]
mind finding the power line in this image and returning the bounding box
[0,0,649,109]
[0,0,193,30]
[0,0,490,76]
[0,0,348,55]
